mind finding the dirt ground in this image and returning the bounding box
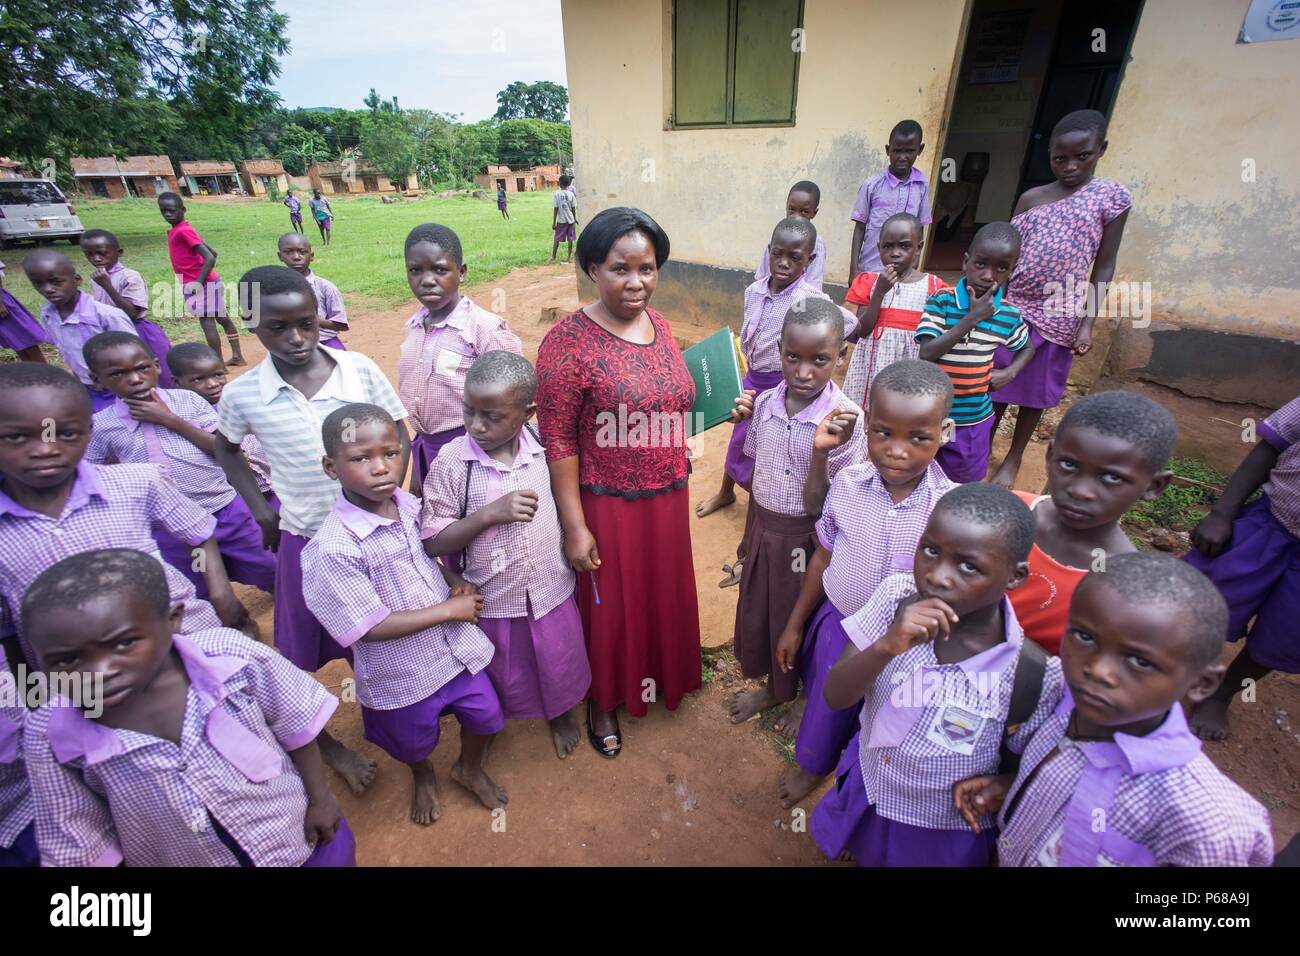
[226,263,1298,865]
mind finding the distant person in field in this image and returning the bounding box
[551,175,576,262]
[157,192,246,366]
[284,188,305,234]
[496,181,509,220]
[309,190,334,246]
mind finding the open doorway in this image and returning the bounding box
[927,0,1142,274]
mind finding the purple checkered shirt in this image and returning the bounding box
[817,460,955,616]
[89,263,150,318]
[739,277,853,373]
[745,381,863,516]
[304,270,348,342]
[24,628,337,867]
[87,388,236,514]
[756,234,827,292]
[241,433,275,494]
[301,489,494,710]
[0,645,34,849]
[420,429,575,618]
[842,573,1064,830]
[397,296,522,436]
[1258,395,1300,538]
[996,687,1274,866]
[39,291,138,385]
[0,462,221,666]
[851,167,933,273]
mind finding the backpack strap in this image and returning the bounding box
[457,459,474,570]
[523,421,541,444]
[998,638,1048,775]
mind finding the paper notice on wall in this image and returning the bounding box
[1239,0,1300,42]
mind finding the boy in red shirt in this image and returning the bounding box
[158,192,246,366]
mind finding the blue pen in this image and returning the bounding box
[589,571,601,605]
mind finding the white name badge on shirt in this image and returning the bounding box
[435,348,464,377]
[924,703,987,756]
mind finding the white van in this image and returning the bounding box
[0,179,84,248]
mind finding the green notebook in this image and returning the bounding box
[683,327,745,436]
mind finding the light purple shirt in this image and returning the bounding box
[816,460,955,617]
[24,628,337,867]
[0,645,34,850]
[738,277,853,373]
[89,262,149,319]
[301,490,495,710]
[843,573,1064,831]
[756,234,827,292]
[996,687,1274,866]
[284,194,302,215]
[39,291,138,385]
[744,381,863,516]
[0,462,221,665]
[304,270,347,341]
[87,388,236,514]
[1259,396,1300,538]
[420,429,575,619]
[851,167,933,273]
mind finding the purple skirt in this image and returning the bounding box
[795,599,862,776]
[811,735,996,866]
[319,336,347,350]
[361,668,505,763]
[989,326,1073,410]
[135,319,175,388]
[1185,496,1300,672]
[478,593,591,720]
[0,290,48,351]
[935,415,994,484]
[277,530,352,672]
[156,492,278,596]
[723,369,785,487]
[410,426,466,492]
[0,822,38,867]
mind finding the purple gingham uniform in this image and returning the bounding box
[89,262,148,316]
[0,462,221,666]
[756,234,827,292]
[420,429,575,618]
[304,270,348,342]
[38,291,138,385]
[739,277,852,373]
[1259,397,1300,537]
[842,573,1064,830]
[0,647,35,851]
[24,628,337,867]
[87,389,236,513]
[817,461,955,616]
[241,433,274,494]
[744,381,863,516]
[851,167,933,274]
[397,296,522,437]
[301,490,494,710]
[997,687,1274,866]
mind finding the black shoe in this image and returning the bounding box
[586,699,622,759]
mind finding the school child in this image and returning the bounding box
[849,119,932,283]
[421,352,593,759]
[277,232,349,349]
[776,360,957,808]
[82,332,277,597]
[166,342,275,494]
[1010,391,1175,655]
[284,188,305,233]
[989,110,1132,489]
[309,190,333,245]
[552,174,577,262]
[22,548,355,866]
[953,554,1274,866]
[496,182,509,220]
[756,181,826,291]
[302,405,507,825]
[157,191,246,366]
[1185,393,1300,742]
[0,363,247,669]
[21,249,140,412]
[0,260,49,363]
[730,299,861,724]
[811,483,1062,866]
[80,228,175,387]
[214,265,408,794]
[841,213,947,410]
[0,644,37,867]
[398,223,522,491]
[916,222,1034,484]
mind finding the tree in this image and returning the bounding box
[360,112,418,190]
[496,119,572,167]
[278,124,331,176]
[494,81,569,122]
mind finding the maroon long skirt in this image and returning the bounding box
[577,485,702,717]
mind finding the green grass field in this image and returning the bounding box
[1,190,559,355]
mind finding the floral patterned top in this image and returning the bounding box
[536,307,696,497]
[1007,178,1132,347]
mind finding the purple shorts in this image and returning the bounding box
[0,289,49,352]
[319,335,347,350]
[1185,496,1300,672]
[0,822,38,867]
[795,599,861,776]
[156,492,279,596]
[989,326,1074,410]
[290,212,303,224]
[184,279,227,319]
[553,222,576,243]
[477,593,591,720]
[724,369,785,487]
[410,427,467,493]
[278,530,352,672]
[361,668,505,764]
[214,814,356,867]
[936,416,994,484]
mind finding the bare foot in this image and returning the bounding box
[988,458,1020,490]
[730,684,778,724]
[772,695,807,736]
[1189,695,1231,741]
[550,711,580,759]
[778,766,824,808]
[318,733,377,795]
[450,760,508,810]
[226,355,248,367]
[408,759,441,825]
[696,489,736,518]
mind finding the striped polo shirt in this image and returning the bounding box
[915,278,1028,426]
[217,348,408,537]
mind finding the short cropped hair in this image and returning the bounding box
[466,350,538,404]
[1056,390,1177,471]
[782,296,846,349]
[1052,109,1108,143]
[879,212,922,240]
[559,174,573,188]
[22,248,75,275]
[789,180,821,205]
[933,483,1035,564]
[236,265,316,323]
[404,223,463,265]
[576,207,670,274]
[156,191,182,205]
[23,549,170,628]
[278,232,309,250]
[772,215,817,253]
[79,229,121,249]
[166,341,221,377]
[889,119,923,143]
[970,221,1021,255]
[321,402,398,456]
[0,362,91,417]
[83,331,151,371]
[870,359,954,415]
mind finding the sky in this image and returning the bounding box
[270,0,569,120]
